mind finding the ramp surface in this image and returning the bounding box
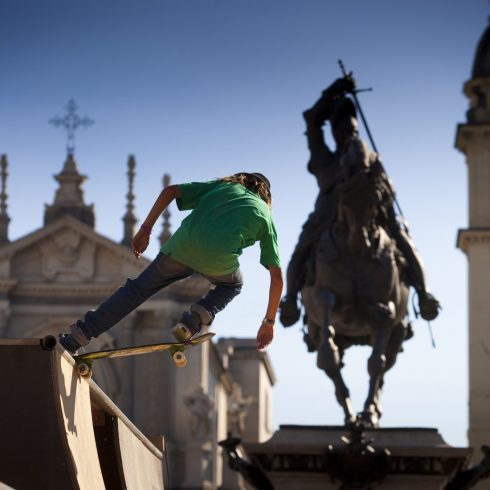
[0,338,164,490]
[0,339,104,489]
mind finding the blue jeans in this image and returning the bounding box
[80,253,243,339]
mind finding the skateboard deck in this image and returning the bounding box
[74,332,215,376]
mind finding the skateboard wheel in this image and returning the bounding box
[172,351,187,367]
[78,363,92,378]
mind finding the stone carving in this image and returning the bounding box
[228,382,255,436]
[184,386,214,438]
[53,230,81,265]
[40,230,95,281]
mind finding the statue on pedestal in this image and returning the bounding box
[280,73,440,426]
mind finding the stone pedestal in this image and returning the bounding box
[244,425,473,489]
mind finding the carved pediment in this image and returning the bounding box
[0,215,147,286]
[0,215,210,301]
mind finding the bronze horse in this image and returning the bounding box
[301,156,410,427]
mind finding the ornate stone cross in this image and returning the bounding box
[49,99,94,156]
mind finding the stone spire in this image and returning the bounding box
[0,155,10,244]
[44,154,95,227]
[159,174,172,246]
[121,155,137,247]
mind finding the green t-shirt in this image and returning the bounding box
[161,180,281,276]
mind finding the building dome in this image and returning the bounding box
[472,18,490,78]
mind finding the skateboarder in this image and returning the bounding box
[59,172,283,353]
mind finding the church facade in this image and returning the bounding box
[0,151,275,489]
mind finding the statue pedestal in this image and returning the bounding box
[244,425,472,489]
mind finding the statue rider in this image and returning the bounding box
[280,76,440,327]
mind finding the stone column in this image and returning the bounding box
[456,20,490,478]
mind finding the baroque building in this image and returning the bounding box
[0,151,275,489]
[456,18,490,474]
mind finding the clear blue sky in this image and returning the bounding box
[1,0,487,446]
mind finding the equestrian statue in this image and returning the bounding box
[280,69,440,427]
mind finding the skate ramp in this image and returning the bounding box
[0,338,165,490]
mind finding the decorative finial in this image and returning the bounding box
[49,99,94,156]
[0,155,10,244]
[159,174,172,246]
[122,155,137,247]
[44,152,95,227]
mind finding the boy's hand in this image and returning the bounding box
[132,228,150,259]
[256,321,274,350]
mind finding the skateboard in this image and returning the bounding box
[73,332,215,377]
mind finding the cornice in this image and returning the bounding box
[455,123,490,154]
[457,227,490,254]
[0,279,19,293]
[12,282,121,298]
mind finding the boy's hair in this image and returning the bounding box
[219,173,272,208]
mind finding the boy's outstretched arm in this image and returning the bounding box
[256,265,284,350]
[132,184,181,259]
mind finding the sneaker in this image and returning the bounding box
[59,322,91,354]
[59,333,82,354]
[172,311,202,342]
